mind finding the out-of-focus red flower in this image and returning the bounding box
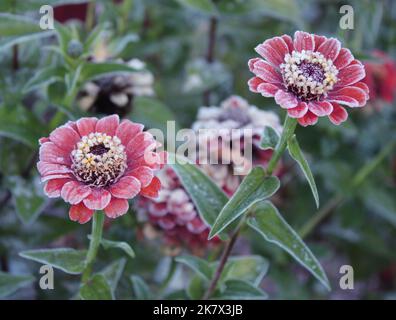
[137,96,283,253]
[363,50,396,107]
[38,115,166,223]
[54,3,88,23]
[248,31,369,126]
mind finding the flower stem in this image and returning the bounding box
[202,220,242,300]
[299,140,396,238]
[82,211,105,283]
[203,16,218,106]
[266,115,297,176]
[202,115,297,299]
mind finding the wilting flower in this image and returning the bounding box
[248,31,369,126]
[78,59,155,117]
[137,96,282,252]
[38,115,166,223]
[363,50,396,108]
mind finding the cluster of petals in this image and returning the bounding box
[38,114,166,224]
[248,31,369,126]
[363,50,396,106]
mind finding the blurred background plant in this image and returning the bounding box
[0,0,395,300]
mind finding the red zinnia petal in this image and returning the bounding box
[251,59,282,83]
[140,176,161,199]
[61,180,91,204]
[294,31,315,52]
[287,102,308,118]
[297,111,318,127]
[328,103,348,125]
[95,114,120,136]
[308,100,333,116]
[44,178,71,198]
[76,117,98,137]
[109,176,141,199]
[104,198,129,218]
[69,203,94,224]
[274,90,298,109]
[115,120,144,146]
[83,188,111,210]
[317,38,341,61]
[334,48,354,70]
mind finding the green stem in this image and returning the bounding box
[202,114,297,299]
[299,140,396,238]
[82,211,105,283]
[266,115,297,176]
[159,258,177,296]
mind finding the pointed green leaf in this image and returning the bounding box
[130,275,152,300]
[209,167,280,239]
[9,176,48,225]
[131,97,178,134]
[214,279,267,300]
[20,248,87,274]
[170,161,228,230]
[0,272,35,298]
[88,236,135,259]
[288,135,319,208]
[175,255,212,281]
[218,255,269,286]
[23,66,65,94]
[247,201,330,290]
[100,258,126,293]
[260,126,280,150]
[0,13,41,36]
[80,274,113,300]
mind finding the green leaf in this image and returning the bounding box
[130,275,152,300]
[100,258,126,293]
[215,0,300,23]
[247,201,330,290]
[187,274,206,300]
[0,13,41,36]
[287,135,319,208]
[218,256,269,286]
[19,248,87,274]
[96,237,135,259]
[80,274,113,300]
[23,66,65,94]
[214,279,267,300]
[170,160,229,237]
[175,0,217,14]
[0,272,35,298]
[260,126,280,150]
[80,62,140,82]
[0,31,54,53]
[175,255,212,281]
[0,106,46,148]
[131,97,178,134]
[8,176,48,224]
[209,167,280,239]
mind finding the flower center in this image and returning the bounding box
[71,132,127,187]
[280,50,338,101]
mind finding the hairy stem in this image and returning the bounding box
[81,211,104,283]
[203,114,297,299]
[266,115,297,175]
[202,222,242,300]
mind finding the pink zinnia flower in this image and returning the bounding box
[38,115,166,224]
[248,31,369,126]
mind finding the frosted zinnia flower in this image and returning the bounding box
[38,115,165,223]
[248,31,369,126]
[137,96,283,252]
[363,50,396,108]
